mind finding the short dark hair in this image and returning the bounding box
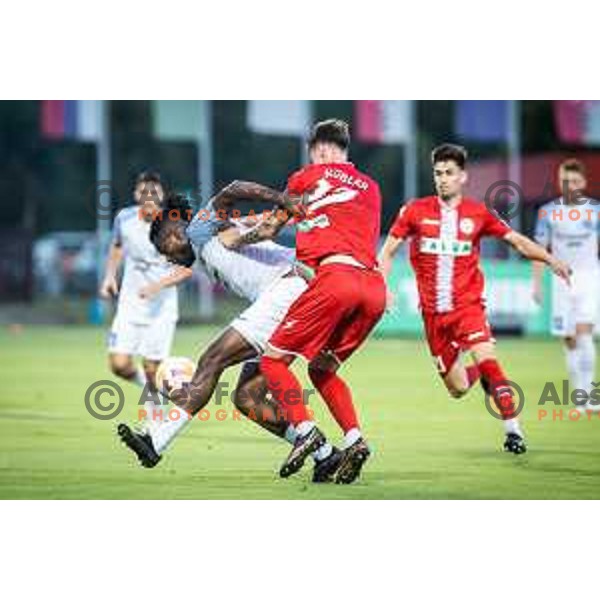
[431,144,468,169]
[135,169,164,187]
[308,119,350,151]
[149,192,194,264]
[560,158,586,176]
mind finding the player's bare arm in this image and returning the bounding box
[378,234,405,281]
[211,180,299,215]
[531,250,548,305]
[378,234,405,310]
[138,266,194,299]
[504,230,571,285]
[218,211,291,249]
[99,241,123,298]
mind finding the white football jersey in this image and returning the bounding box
[535,199,600,273]
[186,209,294,302]
[112,206,178,323]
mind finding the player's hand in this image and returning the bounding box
[549,258,572,286]
[99,276,118,299]
[139,282,162,299]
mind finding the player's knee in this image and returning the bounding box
[232,382,253,409]
[308,352,340,383]
[448,386,467,399]
[233,390,255,415]
[307,364,330,387]
[564,336,577,350]
[109,355,134,378]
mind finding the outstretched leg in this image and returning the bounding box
[173,328,257,415]
[471,341,526,454]
[119,327,256,465]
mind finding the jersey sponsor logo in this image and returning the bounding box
[420,237,473,256]
[422,218,440,225]
[459,218,475,235]
[297,214,331,232]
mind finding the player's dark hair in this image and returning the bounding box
[431,144,468,169]
[308,119,350,151]
[136,169,163,186]
[134,169,167,198]
[149,193,196,267]
[560,158,586,176]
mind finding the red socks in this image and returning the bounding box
[260,356,308,425]
[309,368,359,434]
[477,359,516,419]
[260,357,361,434]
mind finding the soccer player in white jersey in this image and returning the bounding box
[100,171,192,424]
[533,159,600,411]
[117,188,341,482]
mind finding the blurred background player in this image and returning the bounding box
[533,159,600,412]
[100,171,192,428]
[118,190,342,482]
[258,119,387,483]
[379,144,571,453]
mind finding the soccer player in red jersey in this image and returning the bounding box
[379,144,571,454]
[250,120,386,483]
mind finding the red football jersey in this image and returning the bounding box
[390,195,512,314]
[287,162,382,269]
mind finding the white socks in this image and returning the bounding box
[133,367,147,388]
[150,405,191,454]
[577,334,596,395]
[284,425,297,444]
[314,443,333,461]
[564,335,597,398]
[564,346,582,391]
[295,421,315,437]
[504,418,523,437]
[343,427,361,449]
[285,424,333,461]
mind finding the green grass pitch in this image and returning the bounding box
[1,325,599,499]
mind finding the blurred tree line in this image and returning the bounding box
[0,100,566,238]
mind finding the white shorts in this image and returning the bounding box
[108,312,177,361]
[551,270,599,336]
[231,274,308,353]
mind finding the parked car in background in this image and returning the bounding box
[33,232,99,297]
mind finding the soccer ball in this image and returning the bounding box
[155,356,195,396]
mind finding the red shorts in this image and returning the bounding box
[269,264,386,363]
[422,303,494,376]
